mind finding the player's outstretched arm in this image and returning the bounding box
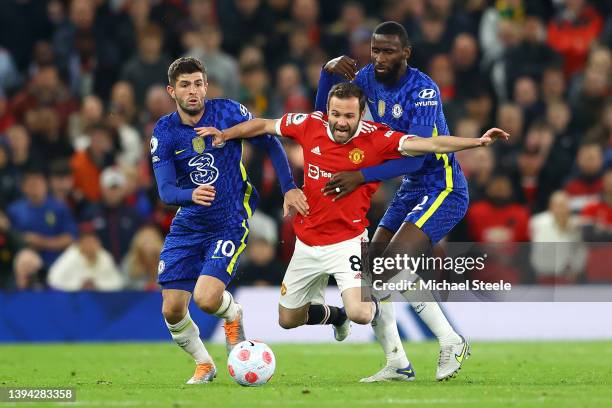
[315,56,357,112]
[322,156,425,201]
[195,118,279,146]
[400,128,510,156]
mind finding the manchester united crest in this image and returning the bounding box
[192,137,205,154]
[348,148,365,164]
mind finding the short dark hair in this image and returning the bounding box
[327,83,366,113]
[373,21,410,47]
[167,57,206,86]
[22,165,45,180]
[49,159,72,176]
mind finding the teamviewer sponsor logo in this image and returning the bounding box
[307,163,332,180]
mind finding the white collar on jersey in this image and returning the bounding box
[325,120,364,144]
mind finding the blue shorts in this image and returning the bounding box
[379,187,469,244]
[158,220,250,292]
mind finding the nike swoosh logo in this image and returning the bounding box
[396,367,414,376]
[455,342,468,364]
[211,256,225,259]
[175,149,187,155]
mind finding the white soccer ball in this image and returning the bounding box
[227,340,276,386]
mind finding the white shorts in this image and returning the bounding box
[279,231,368,309]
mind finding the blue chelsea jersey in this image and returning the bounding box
[151,99,259,229]
[354,64,467,191]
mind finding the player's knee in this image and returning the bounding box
[278,314,301,329]
[345,304,373,325]
[161,302,187,324]
[193,291,218,314]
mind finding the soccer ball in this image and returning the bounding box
[227,340,275,386]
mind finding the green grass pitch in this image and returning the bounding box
[1,341,611,407]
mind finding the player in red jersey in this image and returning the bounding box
[196,83,507,379]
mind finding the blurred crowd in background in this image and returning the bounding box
[0,0,611,292]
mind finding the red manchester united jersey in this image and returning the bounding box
[276,111,410,245]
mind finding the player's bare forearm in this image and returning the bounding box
[401,128,509,156]
[196,118,279,146]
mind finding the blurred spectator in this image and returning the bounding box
[324,2,375,56]
[25,107,74,167]
[218,0,275,56]
[120,24,170,107]
[540,66,567,104]
[271,63,310,116]
[12,248,45,291]
[70,124,116,202]
[451,33,487,100]
[184,25,240,100]
[54,0,135,99]
[281,26,313,72]
[0,46,20,94]
[513,76,544,127]
[493,103,525,169]
[291,0,321,48]
[485,19,523,101]
[514,121,573,212]
[68,95,105,150]
[463,88,494,130]
[90,167,143,263]
[412,13,449,71]
[569,67,610,132]
[10,65,78,130]
[428,54,455,103]
[466,174,530,282]
[581,168,612,281]
[48,229,123,291]
[455,118,484,178]
[479,0,524,70]
[107,105,142,167]
[530,191,586,283]
[28,40,56,77]
[546,101,578,168]
[7,168,77,269]
[547,0,604,77]
[467,174,530,242]
[121,225,163,290]
[236,211,284,285]
[585,100,612,164]
[139,85,174,137]
[464,148,496,203]
[5,125,38,174]
[426,0,473,39]
[581,168,612,241]
[122,165,153,217]
[564,142,605,212]
[504,15,561,94]
[0,142,20,208]
[0,0,53,71]
[184,0,217,29]
[238,45,266,71]
[48,159,90,222]
[110,81,138,126]
[0,210,23,290]
[239,64,272,117]
[0,90,16,134]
